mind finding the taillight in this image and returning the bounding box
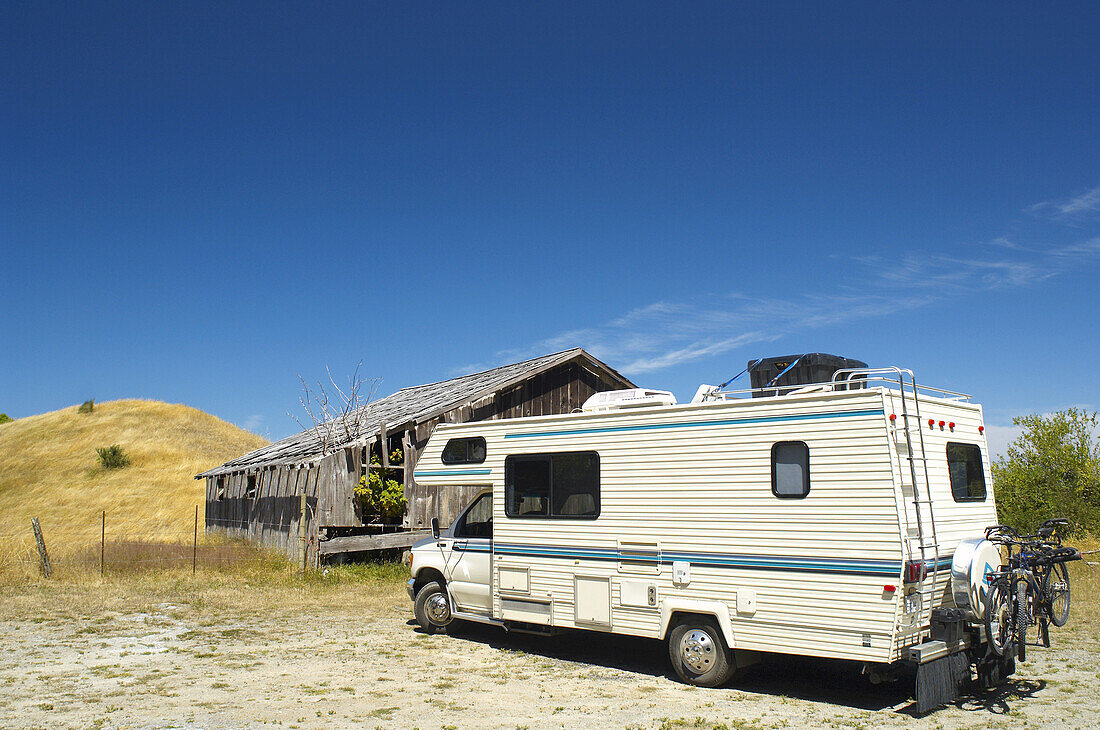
[903,560,926,583]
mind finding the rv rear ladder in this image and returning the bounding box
[833,366,943,636]
[896,373,940,636]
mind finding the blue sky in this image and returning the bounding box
[3,2,1099,456]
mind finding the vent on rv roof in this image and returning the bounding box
[581,389,677,412]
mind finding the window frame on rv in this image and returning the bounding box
[504,451,601,520]
[771,441,810,499]
[441,436,487,465]
[946,442,987,502]
[453,492,493,539]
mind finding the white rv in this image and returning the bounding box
[406,364,1004,710]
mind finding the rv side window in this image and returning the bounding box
[442,437,487,464]
[772,441,809,498]
[505,452,600,519]
[947,443,987,502]
[454,493,493,539]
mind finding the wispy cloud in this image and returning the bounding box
[1028,186,1100,221]
[243,414,266,435]
[455,187,1100,379]
[453,289,933,377]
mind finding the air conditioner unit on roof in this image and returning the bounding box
[581,388,677,412]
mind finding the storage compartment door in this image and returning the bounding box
[575,576,611,627]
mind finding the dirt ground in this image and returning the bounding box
[2,574,1099,730]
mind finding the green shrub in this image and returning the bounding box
[354,448,408,523]
[0,413,12,424]
[96,444,131,469]
[78,400,95,414]
[993,409,1100,537]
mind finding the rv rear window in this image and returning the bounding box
[771,441,810,498]
[947,442,987,502]
[505,451,600,519]
[442,437,487,464]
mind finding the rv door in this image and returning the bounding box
[445,492,492,614]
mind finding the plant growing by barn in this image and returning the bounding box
[355,448,407,523]
[96,444,131,469]
[0,413,12,424]
[79,399,95,414]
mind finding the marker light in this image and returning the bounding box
[889,414,897,422]
[979,425,985,434]
[883,584,897,593]
[928,419,935,428]
[948,422,955,430]
[903,560,927,583]
[938,420,946,428]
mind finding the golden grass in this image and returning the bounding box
[0,560,409,619]
[0,399,267,567]
[1065,536,1100,640]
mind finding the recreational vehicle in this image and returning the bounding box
[406,358,1008,711]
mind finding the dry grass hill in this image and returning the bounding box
[0,399,267,561]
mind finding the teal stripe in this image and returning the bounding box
[503,408,885,440]
[414,468,492,477]
[489,542,903,577]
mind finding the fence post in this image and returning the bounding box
[298,493,307,573]
[193,505,198,576]
[31,518,51,578]
[101,510,106,577]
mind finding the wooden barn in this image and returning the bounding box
[196,349,634,563]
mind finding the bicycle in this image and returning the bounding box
[982,520,1081,661]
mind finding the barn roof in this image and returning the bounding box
[196,348,632,478]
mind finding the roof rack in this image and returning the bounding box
[696,367,971,403]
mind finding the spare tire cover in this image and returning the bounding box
[951,537,1001,621]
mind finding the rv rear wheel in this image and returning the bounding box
[667,617,734,687]
[414,581,452,634]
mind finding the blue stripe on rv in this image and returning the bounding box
[468,542,921,577]
[458,542,953,577]
[413,468,492,477]
[502,408,885,439]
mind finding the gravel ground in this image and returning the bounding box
[2,590,1098,730]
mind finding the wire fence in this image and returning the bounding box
[1,508,287,578]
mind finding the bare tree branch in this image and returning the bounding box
[287,362,381,456]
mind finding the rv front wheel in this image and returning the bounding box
[667,617,734,687]
[414,581,452,634]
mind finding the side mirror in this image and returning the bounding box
[431,517,440,540]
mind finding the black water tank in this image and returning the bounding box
[748,353,867,397]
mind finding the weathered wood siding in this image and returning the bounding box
[205,464,321,562]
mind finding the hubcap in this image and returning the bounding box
[679,628,716,674]
[426,592,450,624]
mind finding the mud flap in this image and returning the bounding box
[915,651,971,714]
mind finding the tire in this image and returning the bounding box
[667,617,734,688]
[1015,580,1028,662]
[983,581,1012,658]
[1045,562,1071,627]
[414,581,452,634]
